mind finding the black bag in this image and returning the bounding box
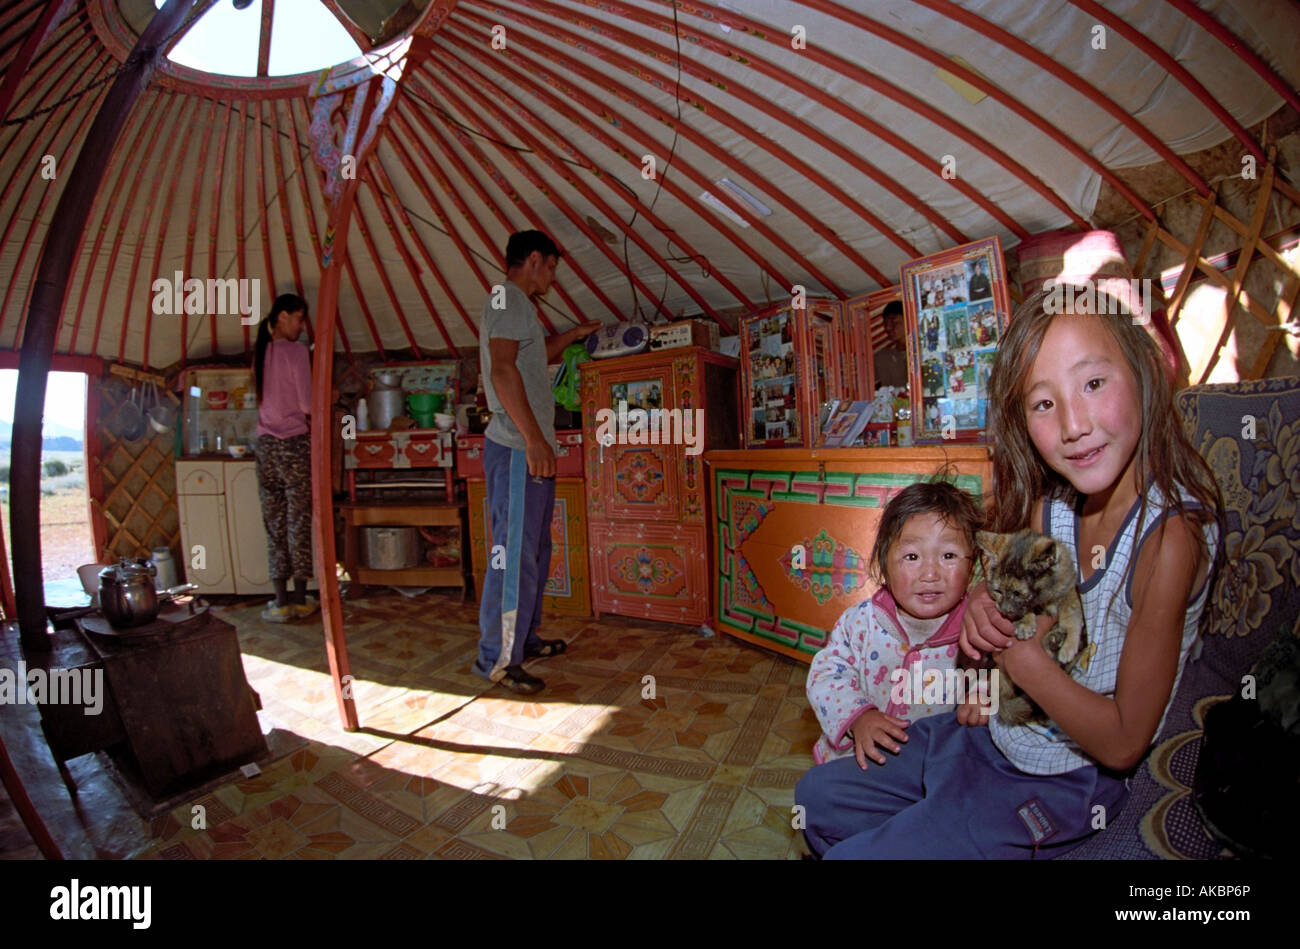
[1193,632,1300,859]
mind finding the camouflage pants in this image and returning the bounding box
[256,433,314,580]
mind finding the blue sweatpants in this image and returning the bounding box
[794,713,1129,859]
[474,437,555,681]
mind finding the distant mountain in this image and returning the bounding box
[0,417,83,449]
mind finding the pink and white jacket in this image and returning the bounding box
[807,588,967,764]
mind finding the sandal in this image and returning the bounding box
[498,665,545,695]
[524,639,568,660]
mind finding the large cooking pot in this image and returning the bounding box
[360,527,421,570]
[98,558,196,628]
[369,374,406,430]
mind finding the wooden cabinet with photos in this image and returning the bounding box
[738,298,842,449]
[841,286,903,403]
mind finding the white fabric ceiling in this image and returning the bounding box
[0,0,1295,368]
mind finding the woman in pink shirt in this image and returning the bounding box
[254,294,316,622]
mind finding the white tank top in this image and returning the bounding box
[989,482,1217,775]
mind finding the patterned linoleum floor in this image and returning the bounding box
[6,591,820,860]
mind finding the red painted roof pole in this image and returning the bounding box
[414,66,721,320]
[432,58,767,310]
[812,0,1182,214]
[350,185,426,355]
[254,99,281,308]
[394,98,599,328]
[235,99,251,352]
[483,2,966,253]
[206,100,235,357]
[367,157,477,341]
[11,0,197,651]
[446,18,897,285]
[577,0,1054,235]
[441,34,826,298]
[65,85,156,356]
[178,97,221,370]
[0,0,76,122]
[1165,0,1300,116]
[0,33,109,345]
[384,112,514,329]
[360,169,460,352]
[122,94,189,367]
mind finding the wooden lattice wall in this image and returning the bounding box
[1106,110,1300,386]
[90,370,182,563]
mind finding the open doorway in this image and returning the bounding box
[0,369,93,606]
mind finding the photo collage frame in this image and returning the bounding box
[900,236,1011,443]
[743,308,801,446]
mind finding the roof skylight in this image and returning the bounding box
[155,0,364,79]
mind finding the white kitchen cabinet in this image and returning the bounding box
[224,462,275,595]
[177,459,274,596]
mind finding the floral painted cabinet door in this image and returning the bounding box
[591,364,681,522]
[581,346,739,625]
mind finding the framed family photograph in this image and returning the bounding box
[900,236,1011,443]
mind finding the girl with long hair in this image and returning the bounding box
[795,282,1221,858]
[254,293,315,622]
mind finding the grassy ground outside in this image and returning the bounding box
[0,450,95,587]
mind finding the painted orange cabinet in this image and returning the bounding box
[466,477,592,617]
[580,346,739,625]
[706,446,992,661]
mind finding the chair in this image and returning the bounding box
[1065,376,1300,858]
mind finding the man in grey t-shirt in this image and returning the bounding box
[474,230,600,695]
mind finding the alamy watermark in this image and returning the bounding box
[593,400,705,456]
[151,271,261,324]
[0,662,104,715]
[889,664,999,717]
[1042,278,1151,325]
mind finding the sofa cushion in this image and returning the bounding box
[1063,376,1300,859]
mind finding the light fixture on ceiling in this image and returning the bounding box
[716,178,772,218]
[232,0,255,10]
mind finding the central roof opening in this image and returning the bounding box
[156,0,364,78]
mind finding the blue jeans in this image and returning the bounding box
[794,712,1129,859]
[474,437,555,681]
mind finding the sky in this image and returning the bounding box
[0,370,86,432]
[157,0,362,77]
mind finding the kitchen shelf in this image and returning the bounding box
[339,502,467,600]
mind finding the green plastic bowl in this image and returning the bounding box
[406,392,445,414]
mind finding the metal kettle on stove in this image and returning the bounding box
[98,558,196,628]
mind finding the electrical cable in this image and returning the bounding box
[623,0,686,324]
[2,6,203,127]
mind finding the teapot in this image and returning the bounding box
[98,558,197,628]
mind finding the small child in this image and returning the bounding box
[807,480,984,768]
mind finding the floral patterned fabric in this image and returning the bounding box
[1065,376,1300,859]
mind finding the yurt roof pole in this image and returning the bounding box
[11,0,197,653]
[0,0,77,123]
[306,15,458,730]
